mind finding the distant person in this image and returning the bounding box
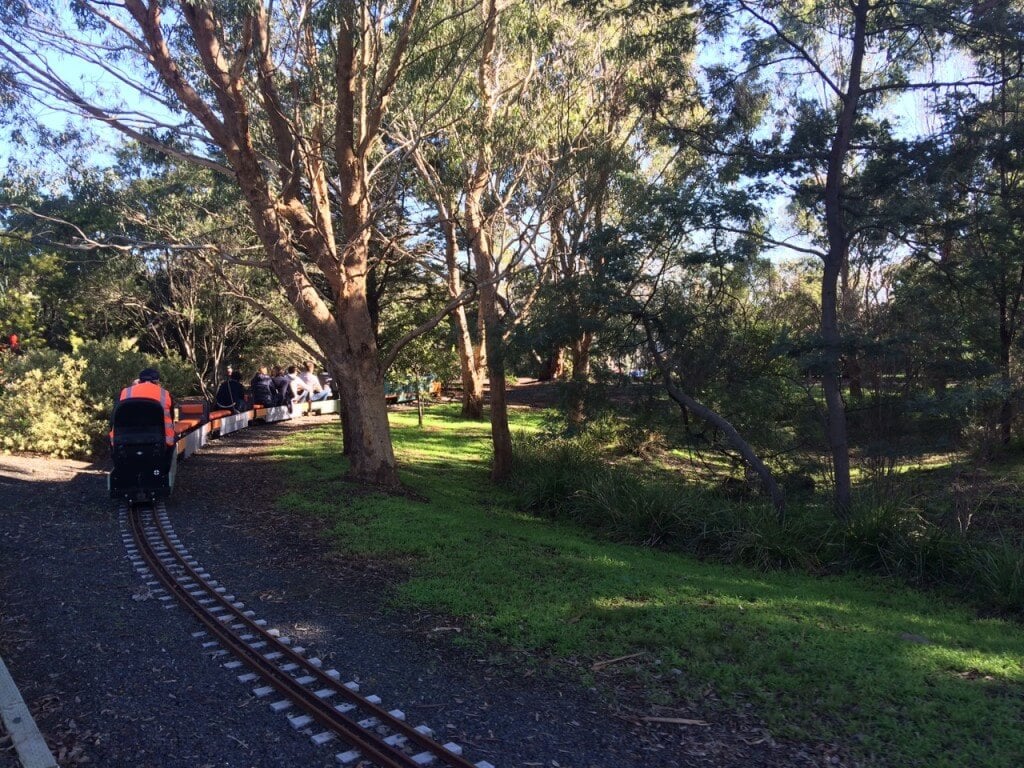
[298,360,332,402]
[8,333,22,355]
[249,366,277,407]
[112,368,175,447]
[215,369,250,413]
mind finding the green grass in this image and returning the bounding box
[276,405,1024,767]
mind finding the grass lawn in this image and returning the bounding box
[275,405,1024,767]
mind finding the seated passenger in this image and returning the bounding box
[215,370,250,413]
[270,365,291,407]
[286,365,307,411]
[298,360,332,402]
[249,366,277,407]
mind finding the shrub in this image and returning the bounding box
[842,496,922,577]
[722,505,824,571]
[75,338,194,406]
[0,355,104,457]
[581,472,695,546]
[0,339,195,458]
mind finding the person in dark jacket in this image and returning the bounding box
[215,370,250,412]
[270,365,291,407]
[249,366,277,406]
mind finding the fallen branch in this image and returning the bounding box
[640,717,710,727]
[591,652,644,671]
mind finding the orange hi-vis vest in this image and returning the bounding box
[115,382,176,446]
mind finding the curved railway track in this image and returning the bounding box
[122,501,495,768]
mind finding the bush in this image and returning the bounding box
[75,338,194,406]
[842,501,918,577]
[0,339,195,458]
[0,355,104,457]
[581,472,694,545]
[722,505,824,571]
[510,429,1024,615]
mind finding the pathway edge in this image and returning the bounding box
[0,655,57,768]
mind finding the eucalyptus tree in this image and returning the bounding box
[530,8,655,427]
[394,0,590,478]
[0,0,476,486]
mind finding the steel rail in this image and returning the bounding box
[129,503,480,768]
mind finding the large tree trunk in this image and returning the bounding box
[567,333,592,429]
[329,322,396,485]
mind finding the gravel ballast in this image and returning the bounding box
[0,418,840,767]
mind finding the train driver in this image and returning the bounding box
[113,367,176,447]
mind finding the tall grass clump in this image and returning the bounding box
[510,432,603,517]
[969,541,1024,613]
[842,486,971,586]
[580,472,697,545]
[721,505,825,570]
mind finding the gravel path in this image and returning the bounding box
[0,418,841,768]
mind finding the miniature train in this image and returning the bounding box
[108,398,338,502]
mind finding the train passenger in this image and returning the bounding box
[215,369,250,413]
[285,365,308,413]
[270,365,291,407]
[249,366,277,407]
[112,368,176,447]
[298,360,332,402]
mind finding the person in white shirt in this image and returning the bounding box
[298,360,332,402]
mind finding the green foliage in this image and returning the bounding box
[0,339,193,458]
[74,338,194,406]
[0,353,103,457]
[581,472,693,545]
[722,505,825,571]
[510,431,603,517]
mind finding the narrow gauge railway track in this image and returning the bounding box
[125,502,494,768]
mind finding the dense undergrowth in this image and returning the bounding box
[512,431,1024,615]
[277,405,1024,768]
